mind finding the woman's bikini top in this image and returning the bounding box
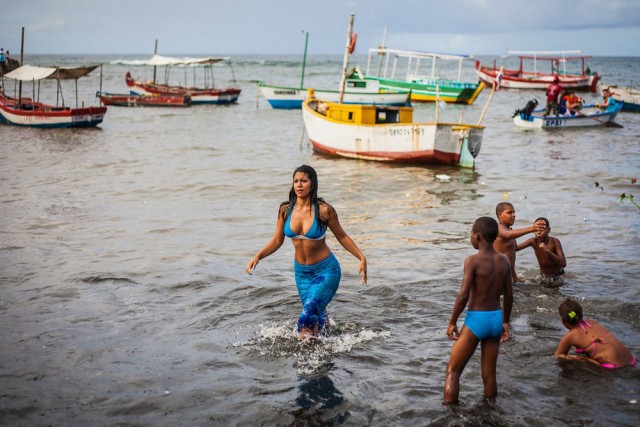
[284,202,326,240]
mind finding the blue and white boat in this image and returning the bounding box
[258,78,411,109]
[513,103,622,129]
[258,30,410,109]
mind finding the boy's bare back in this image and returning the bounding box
[466,248,511,311]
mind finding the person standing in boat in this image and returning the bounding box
[544,76,563,116]
[246,164,367,338]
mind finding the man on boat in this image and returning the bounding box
[564,91,584,115]
[544,76,563,116]
[597,88,617,112]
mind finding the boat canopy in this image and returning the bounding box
[507,50,591,59]
[366,48,471,82]
[368,48,470,62]
[145,54,229,66]
[4,64,100,81]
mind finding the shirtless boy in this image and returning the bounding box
[494,202,545,283]
[444,217,513,404]
[517,217,566,277]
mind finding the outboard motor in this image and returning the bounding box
[512,98,538,119]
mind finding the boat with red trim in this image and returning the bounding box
[125,54,241,105]
[476,50,599,92]
[97,91,191,107]
[1,65,107,128]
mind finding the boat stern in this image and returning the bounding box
[449,125,484,168]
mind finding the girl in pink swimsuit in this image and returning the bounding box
[555,298,636,369]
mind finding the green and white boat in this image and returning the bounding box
[360,47,485,105]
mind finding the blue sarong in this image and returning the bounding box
[294,252,341,333]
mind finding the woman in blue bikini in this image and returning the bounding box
[246,165,367,338]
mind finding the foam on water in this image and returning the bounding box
[236,320,392,375]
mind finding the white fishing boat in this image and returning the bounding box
[258,32,409,109]
[1,64,107,128]
[476,50,600,92]
[125,40,241,105]
[302,91,484,168]
[301,15,491,169]
[512,102,623,129]
[258,77,410,109]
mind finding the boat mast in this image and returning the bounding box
[152,39,158,84]
[300,31,309,89]
[338,14,355,104]
[18,27,24,105]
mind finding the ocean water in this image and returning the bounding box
[0,54,639,426]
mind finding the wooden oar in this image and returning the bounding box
[576,110,623,128]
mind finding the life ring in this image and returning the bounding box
[348,32,357,54]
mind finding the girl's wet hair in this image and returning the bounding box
[558,298,583,325]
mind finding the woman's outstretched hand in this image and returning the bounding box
[246,257,259,274]
[359,258,367,285]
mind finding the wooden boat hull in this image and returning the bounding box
[125,72,240,105]
[258,83,410,109]
[513,104,622,129]
[363,76,485,105]
[98,92,191,107]
[476,61,599,92]
[0,95,106,128]
[302,96,484,168]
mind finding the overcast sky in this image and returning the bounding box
[1,0,639,56]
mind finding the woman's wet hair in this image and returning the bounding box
[558,298,583,325]
[282,165,323,220]
[473,216,499,242]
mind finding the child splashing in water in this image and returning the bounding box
[555,299,636,369]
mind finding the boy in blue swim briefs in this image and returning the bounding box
[444,217,513,404]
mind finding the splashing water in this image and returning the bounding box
[236,320,392,375]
